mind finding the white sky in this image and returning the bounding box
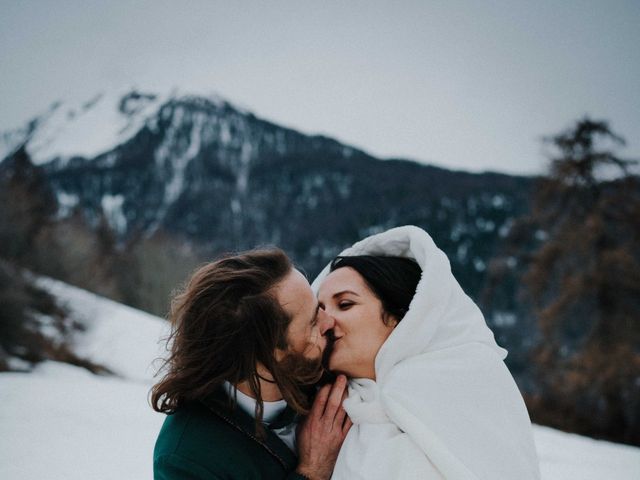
[1,0,638,174]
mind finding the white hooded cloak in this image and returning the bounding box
[312,226,540,480]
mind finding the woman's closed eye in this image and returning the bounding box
[338,301,354,309]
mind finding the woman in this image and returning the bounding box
[313,226,540,480]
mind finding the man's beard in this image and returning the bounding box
[276,331,338,391]
[273,348,326,414]
[318,329,337,385]
[276,348,325,387]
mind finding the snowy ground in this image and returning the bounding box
[1,278,638,479]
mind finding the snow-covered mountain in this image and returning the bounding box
[0,88,532,293]
[0,277,638,480]
[2,87,369,238]
[0,86,538,400]
[1,89,168,166]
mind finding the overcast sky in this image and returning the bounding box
[1,0,638,174]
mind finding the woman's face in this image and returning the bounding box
[317,266,397,379]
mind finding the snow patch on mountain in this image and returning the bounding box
[149,106,209,229]
[20,89,167,165]
[101,194,127,234]
[0,87,238,166]
[56,191,80,217]
[164,110,205,206]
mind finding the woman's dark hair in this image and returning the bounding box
[151,248,322,433]
[330,255,422,324]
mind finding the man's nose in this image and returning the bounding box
[317,309,335,336]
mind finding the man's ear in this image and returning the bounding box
[274,348,287,362]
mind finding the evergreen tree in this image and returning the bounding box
[0,145,57,261]
[525,118,640,444]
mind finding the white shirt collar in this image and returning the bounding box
[222,381,287,424]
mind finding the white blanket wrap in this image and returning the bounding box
[312,226,540,480]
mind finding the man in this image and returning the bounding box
[152,248,348,480]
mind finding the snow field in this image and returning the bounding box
[1,277,638,479]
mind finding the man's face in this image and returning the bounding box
[273,268,330,360]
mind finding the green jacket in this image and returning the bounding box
[154,390,308,480]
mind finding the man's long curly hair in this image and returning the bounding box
[151,248,323,429]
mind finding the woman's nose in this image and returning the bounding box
[317,309,335,335]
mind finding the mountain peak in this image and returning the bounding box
[0,87,248,166]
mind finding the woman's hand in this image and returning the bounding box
[296,375,352,480]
